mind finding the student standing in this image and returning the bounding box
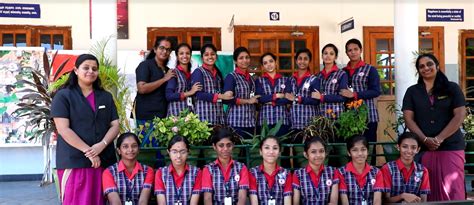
[51,54,120,205]
[202,127,249,205]
[155,135,202,205]
[381,132,430,203]
[102,133,154,205]
[255,53,291,137]
[292,136,339,205]
[166,43,202,116]
[249,136,292,205]
[191,44,232,125]
[223,47,260,139]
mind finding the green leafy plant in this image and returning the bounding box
[243,120,291,150]
[464,107,474,140]
[383,102,406,141]
[335,99,368,139]
[296,115,337,144]
[150,109,212,147]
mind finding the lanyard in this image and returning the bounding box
[171,170,187,203]
[124,177,134,202]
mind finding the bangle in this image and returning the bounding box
[423,137,428,143]
[102,140,108,146]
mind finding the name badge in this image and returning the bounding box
[186,97,193,107]
[174,202,182,205]
[98,105,106,109]
[224,197,232,205]
[250,91,255,98]
[268,199,276,205]
[331,79,338,84]
[358,72,365,77]
[234,174,240,182]
[361,200,367,205]
[125,201,133,205]
[303,82,310,89]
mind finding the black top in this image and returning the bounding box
[51,87,119,169]
[134,58,168,120]
[402,82,466,151]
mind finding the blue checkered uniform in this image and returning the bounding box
[155,165,200,205]
[293,166,339,205]
[104,162,152,204]
[338,166,384,205]
[167,69,193,117]
[255,76,290,126]
[192,66,225,125]
[202,161,248,204]
[286,75,319,129]
[249,166,291,204]
[348,64,379,123]
[225,72,256,127]
[386,161,430,197]
[316,70,346,119]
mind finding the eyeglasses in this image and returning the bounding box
[418,61,435,70]
[158,46,173,53]
[169,149,188,155]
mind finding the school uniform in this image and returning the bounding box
[336,162,385,205]
[155,164,202,205]
[201,159,249,204]
[190,64,225,125]
[166,65,193,116]
[255,73,291,128]
[316,65,348,119]
[344,61,381,142]
[292,165,339,205]
[381,159,430,201]
[249,165,292,205]
[284,71,320,130]
[102,160,154,204]
[223,67,257,130]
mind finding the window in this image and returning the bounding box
[0,25,72,49]
[234,26,319,75]
[363,26,445,97]
[147,27,221,51]
[460,30,474,107]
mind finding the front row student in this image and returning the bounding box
[102,133,154,205]
[381,132,430,203]
[292,136,339,205]
[336,135,385,205]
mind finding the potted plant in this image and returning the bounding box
[463,107,474,173]
[383,102,403,162]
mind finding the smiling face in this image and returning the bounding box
[398,138,420,162]
[322,46,337,65]
[117,136,139,161]
[236,51,251,70]
[153,40,172,63]
[168,141,189,167]
[304,141,326,167]
[202,47,217,67]
[74,59,98,86]
[177,46,191,66]
[296,52,310,71]
[346,43,362,62]
[262,55,277,73]
[417,56,438,80]
[259,138,280,164]
[348,141,368,165]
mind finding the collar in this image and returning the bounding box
[169,163,189,174]
[395,158,415,172]
[263,72,282,86]
[344,60,366,70]
[215,158,234,170]
[117,160,143,178]
[235,67,250,81]
[305,164,324,174]
[346,161,371,177]
[203,64,217,78]
[176,65,191,79]
[292,70,312,80]
[321,64,339,79]
[259,164,282,175]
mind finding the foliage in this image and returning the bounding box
[150,109,212,147]
[296,115,336,144]
[335,99,368,139]
[242,120,291,150]
[383,102,406,141]
[464,107,474,140]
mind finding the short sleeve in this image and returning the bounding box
[192,169,203,194]
[143,167,154,189]
[102,168,118,195]
[248,171,257,195]
[335,169,347,194]
[420,167,431,194]
[136,61,150,83]
[238,165,249,189]
[283,172,292,196]
[450,82,466,108]
[51,90,70,118]
[154,169,165,195]
[292,171,301,190]
[380,164,392,191]
[201,166,213,193]
[402,86,414,111]
[373,170,385,192]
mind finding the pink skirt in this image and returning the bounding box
[421,150,465,201]
[57,168,104,205]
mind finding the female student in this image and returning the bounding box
[166,43,202,116]
[313,43,348,119]
[223,47,260,139]
[381,132,430,203]
[255,53,291,136]
[155,135,201,205]
[292,136,339,205]
[202,126,249,205]
[284,48,320,132]
[336,135,385,205]
[191,44,232,125]
[51,54,119,205]
[102,133,154,205]
[249,136,292,205]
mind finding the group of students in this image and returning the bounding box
[133,38,380,141]
[102,128,430,205]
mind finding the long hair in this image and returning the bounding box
[146,37,172,69]
[415,53,450,96]
[61,54,103,90]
